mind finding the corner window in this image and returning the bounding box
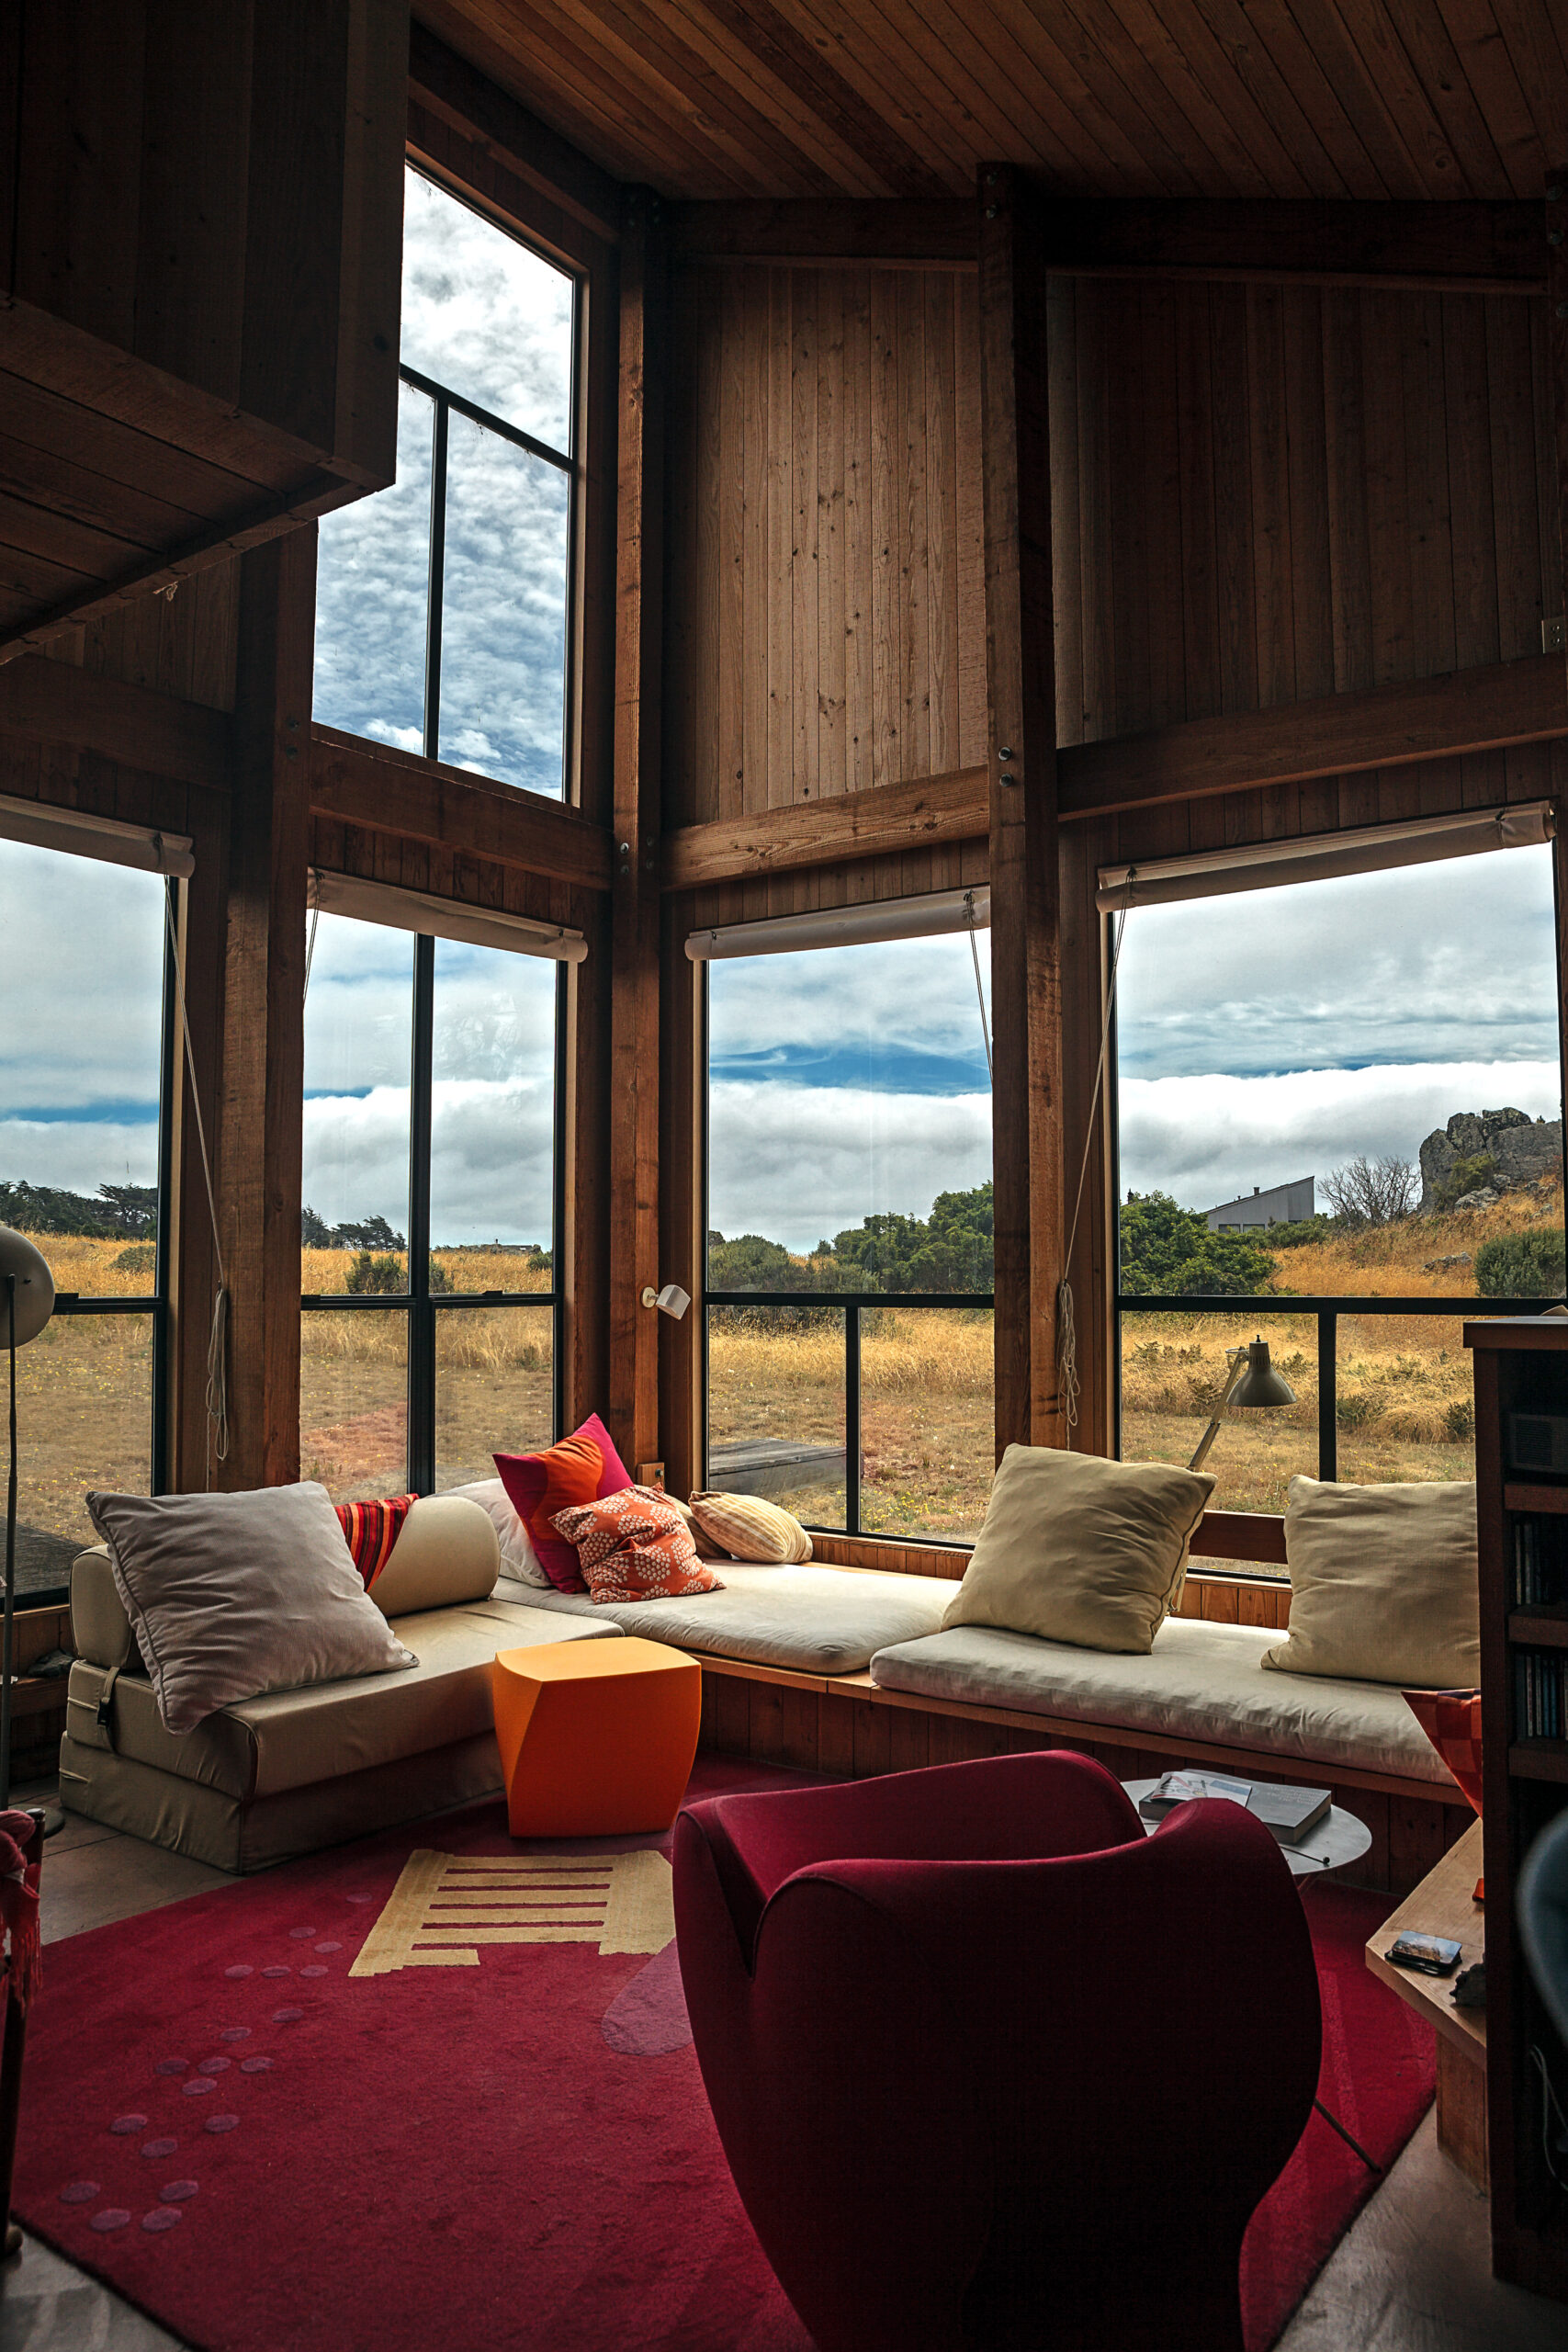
[300,900,563,1499]
[0,836,174,1595]
[314,164,578,798]
[1112,831,1564,1537]
[702,910,993,1544]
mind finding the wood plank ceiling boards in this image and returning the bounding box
[420,2,1568,204]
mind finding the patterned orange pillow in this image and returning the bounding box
[550,1485,725,1607]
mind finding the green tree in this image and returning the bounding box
[707,1232,803,1289]
[1119,1192,1274,1296]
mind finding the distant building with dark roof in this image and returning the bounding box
[1204,1177,1314,1233]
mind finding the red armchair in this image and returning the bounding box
[673,1750,1321,2352]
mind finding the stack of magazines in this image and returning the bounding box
[1136,1770,1332,1845]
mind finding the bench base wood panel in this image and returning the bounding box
[695,1661,1468,1895]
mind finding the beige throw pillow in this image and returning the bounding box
[687,1492,813,1564]
[942,1445,1214,1655]
[87,1481,416,1736]
[1264,1475,1479,1690]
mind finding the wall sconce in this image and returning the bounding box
[640,1283,691,1319]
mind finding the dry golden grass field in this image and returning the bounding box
[8,1182,1561,1554]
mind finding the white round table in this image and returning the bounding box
[1121,1778,1373,1880]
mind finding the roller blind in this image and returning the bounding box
[1096,803,1554,914]
[308,870,587,962]
[0,790,194,878]
[686,885,989,962]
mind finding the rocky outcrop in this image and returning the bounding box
[1418,1107,1563,1210]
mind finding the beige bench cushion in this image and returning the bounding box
[870,1614,1456,1790]
[520,1561,962,1674]
[66,1596,621,1803]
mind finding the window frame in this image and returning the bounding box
[300,931,568,1496]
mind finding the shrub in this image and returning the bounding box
[1119,1193,1273,1296]
[1434,1153,1496,1211]
[344,1251,405,1295]
[1475,1226,1566,1297]
[114,1242,157,1275]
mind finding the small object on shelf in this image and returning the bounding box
[1453,1961,1488,2010]
[1387,1931,1462,1977]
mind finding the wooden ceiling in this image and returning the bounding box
[416,0,1567,203]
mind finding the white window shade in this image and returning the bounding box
[309,870,586,962]
[0,790,194,878]
[686,885,989,962]
[1096,803,1553,914]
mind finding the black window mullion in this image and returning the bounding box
[845,1304,861,1535]
[552,959,568,1442]
[408,934,435,1493]
[424,396,449,763]
[1317,1309,1337,1482]
[152,878,178,1495]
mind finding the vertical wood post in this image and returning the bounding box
[607,189,667,1472]
[210,530,314,1488]
[1547,175,1568,1192]
[978,164,1066,1455]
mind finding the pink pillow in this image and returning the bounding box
[494,1415,633,1592]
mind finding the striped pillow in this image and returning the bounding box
[334,1495,417,1588]
[687,1491,812,1565]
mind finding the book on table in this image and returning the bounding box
[1137,1771,1333,1845]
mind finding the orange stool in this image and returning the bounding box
[491,1637,702,1838]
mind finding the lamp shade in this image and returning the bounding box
[1231,1338,1294,1409]
[0,1227,54,1346]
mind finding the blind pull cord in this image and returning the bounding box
[162,889,230,1481]
[1056,876,1134,1442]
[964,891,993,1084]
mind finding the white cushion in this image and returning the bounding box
[87,1482,416,1736]
[870,1614,1456,1790]
[518,1562,961,1675]
[366,1495,500,1617]
[443,1477,549,1588]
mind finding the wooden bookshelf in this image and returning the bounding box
[1467,1319,1568,2301]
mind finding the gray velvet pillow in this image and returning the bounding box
[86,1482,416,1735]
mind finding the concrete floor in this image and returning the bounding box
[1,1787,1562,2352]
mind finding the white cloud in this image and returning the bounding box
[708,930,992,1076]
[709,1081,991,1253]
[0,842,164,1142]
[0,1117,158,1195]
[1121,1059,1563,1212]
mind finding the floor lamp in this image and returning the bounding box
[0,1230,54,1813]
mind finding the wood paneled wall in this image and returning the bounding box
[664,264,987,829]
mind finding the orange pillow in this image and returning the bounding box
[495,1414,632,1592]
[550,1485,725,1606]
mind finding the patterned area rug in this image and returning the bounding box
[14,1762,1431,2350]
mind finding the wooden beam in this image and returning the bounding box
[1190,1510,1288,1566]
[0,653,230,784]
[214,531,313,1489]
[667,198,1541,292]
[980,164,1066,1456]
[1057,652,1568,820]
[669,200,976,270]
[308,724,613,888]
[606,188,666,1475]
[661,763,987,886]
[408,20,623,248]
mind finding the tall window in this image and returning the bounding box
[1112,831,1564,1536]
[314,164,578,798]
[0,836,173,1595]
[703,912,993,1544]
[300,905,561,1499]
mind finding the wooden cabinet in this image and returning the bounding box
[0,0,408,660]
[1468,1317,1568,2301]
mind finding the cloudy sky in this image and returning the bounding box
[313,168,573,797]
[1114,845,1562,1209]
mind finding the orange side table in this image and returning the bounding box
[491,1637,702,1838]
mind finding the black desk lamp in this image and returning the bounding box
[1188,1337,1296,1474]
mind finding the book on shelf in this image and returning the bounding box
[1136,1771,1332,1844]
[1511,1513,1568,1608]
[1515,1647,1567,1740]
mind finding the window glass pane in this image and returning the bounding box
[430,942,556,1279]
[706,933,993,1292]
[313,380,434,753]
[17,1314,154,1589]
[707,1304,847,1527]
[1115,849,1562,1307]
[438,416,570,796]
[434,1303,553,1488]
[1335,1312,1476,1487]
[861,1306,993,1543]
[401,167,574,451]
[300,1311,409,1500]
[302,912,412,1294]
[1119,1309,1314,1551]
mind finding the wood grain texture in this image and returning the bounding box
[662,762,987,883]
[0,653,230,785]
[309,726,613,888]
[409,18,624,246]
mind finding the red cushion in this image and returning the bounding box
[494,1415,632,1591]
[550,1484,725,1605]
[334,1495,417,1588]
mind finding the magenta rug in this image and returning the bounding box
[12,1764,1431,2349]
